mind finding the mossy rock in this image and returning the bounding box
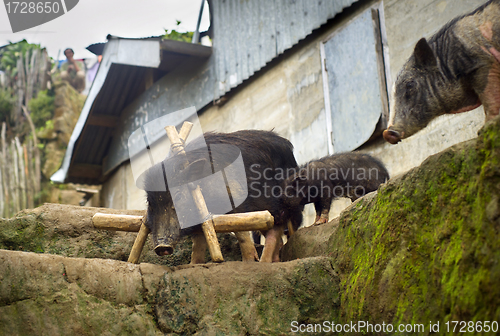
[0,203,249,267]
[3,117,500,334]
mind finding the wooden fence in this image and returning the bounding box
[0,46,48,217]
[0,122,40,218]
[13,48,50,128]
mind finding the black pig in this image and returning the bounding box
[282,153,389,225]
[384,0,500,144]
[143,130,303,263]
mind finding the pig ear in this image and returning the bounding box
[414,38,437,67]
[179,158,209,183]
[291,170,308,185]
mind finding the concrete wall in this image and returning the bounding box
[103,0,488,226]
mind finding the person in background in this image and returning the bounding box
[60,48,85,93]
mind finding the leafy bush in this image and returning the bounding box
[163,20,194,43]
[0,39,41,82]
[28,90,54,129]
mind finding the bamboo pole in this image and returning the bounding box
[40,49,49,91]
[11,140,19,213]
[92,213,144,232]
[25,50,32,105]
[165,122,224,263]
[29,49,39,103]
[93,211,274,233]
[15,56,24,128]
[22,106,40,194]
[1,122,9,218]
[178,121,193,142]
[27,137,35,208]
[212,211,273,232]
[2,122,9,216]
[23,144,33,209]
[127,219,151,264]
[15,137,26,210]
[0,153,4,217]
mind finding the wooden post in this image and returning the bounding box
[164,122,224,263]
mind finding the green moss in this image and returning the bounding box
[0,288,158,336]
[329,118,500,328]
[0,215,45,252]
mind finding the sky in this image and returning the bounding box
[0,0,210,60]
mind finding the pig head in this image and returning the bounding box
[383,38,482,144]
[384,0,500,144]
[144,144,246,257]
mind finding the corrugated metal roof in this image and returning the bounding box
[51,36,212,184]
[52,0,361,184]
[211,0,358,98]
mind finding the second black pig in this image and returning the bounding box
[143,130,303,263]
[282,153,389,225]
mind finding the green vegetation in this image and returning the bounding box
[27,89,55,129]
[0,88,14,123]
[0,39,42,83]
[163,20,194,43]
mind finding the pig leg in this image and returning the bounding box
[190,233,207,264]
[235,231,259,262]
[478,59,500,119]
[272,232,283,263]
[313,198,331,224]
[260,226,284,263]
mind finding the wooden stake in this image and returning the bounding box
[178,122,193,143]
[191,184,223,262]
[127,222,151,264]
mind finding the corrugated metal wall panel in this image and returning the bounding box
[211,0,358,98]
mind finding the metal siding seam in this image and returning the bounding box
[275,0,285,54]
[214,0,225,98]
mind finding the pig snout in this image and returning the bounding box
[153,236,176,256]
[383,129,402,144]
[154,244,174,256]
